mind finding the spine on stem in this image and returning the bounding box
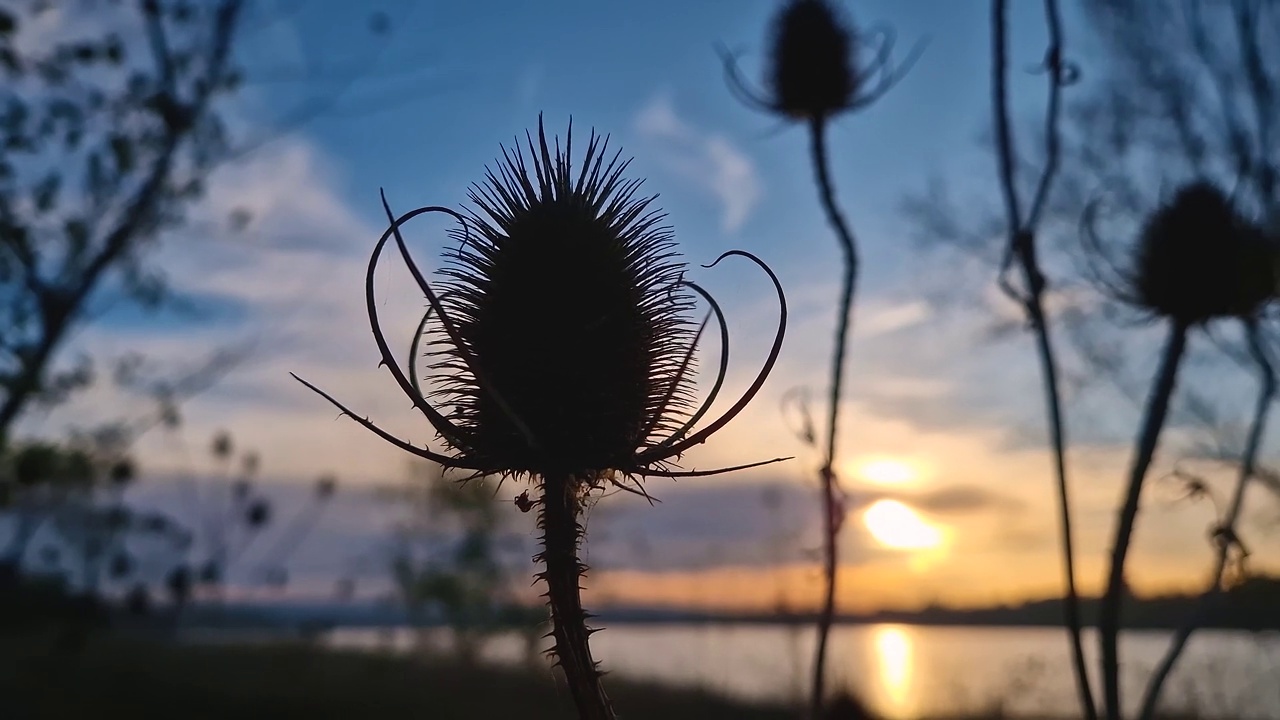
[537,473,614,720]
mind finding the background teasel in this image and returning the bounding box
[1084,180,1279,325]
[293,116,788,720]
[1081,178,1280,720]
[720,2,923,716]
[1134,182,1276,324]
[721,0,923,122]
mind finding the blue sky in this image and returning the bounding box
[10,0,1280,610]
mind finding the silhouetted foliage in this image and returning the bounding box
[0,0,245,448]
[386,466,542,665]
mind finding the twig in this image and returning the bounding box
[989,1,1095,717]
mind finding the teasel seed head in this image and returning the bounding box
[292,115,791,494]
[768,0,860,120]
[1134,181,1276,325]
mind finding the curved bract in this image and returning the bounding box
[292,115,790,487]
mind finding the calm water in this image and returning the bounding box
[324,623,1280,719]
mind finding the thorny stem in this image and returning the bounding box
[807,115,859,720]
[538,474,614,720]
[990,1,1095,718]
[1137,322,1274,720]
[1100,321,1189,720]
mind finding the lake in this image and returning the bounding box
[323,624,1280,719]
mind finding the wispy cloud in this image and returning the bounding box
[39,134,432,485]
[634,92,762,234]
[859,299,932,338]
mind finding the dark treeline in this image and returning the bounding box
[147,574,1280,634]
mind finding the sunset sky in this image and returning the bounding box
[13,0,1280,612]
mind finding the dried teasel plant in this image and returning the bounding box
[988,0,1093,716]
[720,2,922,716]
[1081,178,1279,720]
[293,116,788,720]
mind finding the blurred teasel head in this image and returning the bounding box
[293,115,789,492]
[245,498,271,529]
[721,0,921,122]
[1084,180,1277,326]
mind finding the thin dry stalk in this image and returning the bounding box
[989,1,1095,717]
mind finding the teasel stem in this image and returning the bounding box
[1099,320,1189,720]
[1137,320,1274,720]
[538,473,614,720]
[990,1,1095,717]
[807,114,859,720]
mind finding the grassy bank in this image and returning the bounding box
[0,631,791,719]
[0,630,1226,719]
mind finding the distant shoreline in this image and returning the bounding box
[177,575,1280,633]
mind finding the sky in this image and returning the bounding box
[10,0,1280,613]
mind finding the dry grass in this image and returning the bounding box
[0,630,791,719]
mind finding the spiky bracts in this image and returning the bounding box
[534,474,613,719]
[427,117,698,479]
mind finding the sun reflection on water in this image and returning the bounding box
[873,625,915,718]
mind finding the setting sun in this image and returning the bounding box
[863,500,944,550]
[856,458,918,485]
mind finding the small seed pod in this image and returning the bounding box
[293,115,791,720]
[245,498,271,529]
[315,474,337,499]
[768,0,859,120]
[211,431,233,460]
[108,552,133,579]
[108,458,135,487]
[1134,181,1276,324]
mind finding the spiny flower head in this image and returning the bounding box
[293,116,789,493]
[1134,181,1275,324]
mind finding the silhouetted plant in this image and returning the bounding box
[294,115,788,720]
[393,481,503,664]
[987,1,1094,717]
[0,0,245,450]
[720,2,920,716]
[187,430,270,604]
[253,474,339,582]
[904,2,1280,718]
[383,461,547,665]
[1082,179,1278,719]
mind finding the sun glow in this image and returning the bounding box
[856,458,918,485]
[863,500,944,550]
